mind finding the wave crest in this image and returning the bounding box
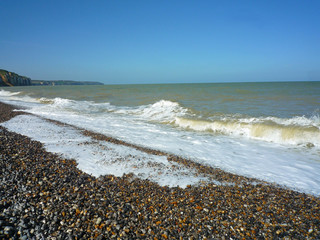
[115,100,190,122]
[0,89,21,97]
[175,116,320,147]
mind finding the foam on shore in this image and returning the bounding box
[1,113,320,196]
[0,114,209,188]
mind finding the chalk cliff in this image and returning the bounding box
[0,69,31,86]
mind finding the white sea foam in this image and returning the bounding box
[1,115,208,187]
[2,114,320,195]
[19,95,320,148]
[0,89,41,106]
[238,115,320,128]
[114,100,189,123]
[175,116,320,147]
[0,89,21,96]
[1,88,319,148]
[1,88,319,146]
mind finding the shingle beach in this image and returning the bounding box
[1,102,319,239]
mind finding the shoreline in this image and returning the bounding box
[0,101,319,239]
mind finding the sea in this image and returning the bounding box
[0,82,319,195]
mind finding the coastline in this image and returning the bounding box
[0,101,319,239]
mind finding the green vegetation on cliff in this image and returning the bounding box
[0,69,7,75]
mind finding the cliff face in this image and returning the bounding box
[0,70,31,87]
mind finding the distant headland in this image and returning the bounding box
[0,69,104,87]
[31,80,104,86]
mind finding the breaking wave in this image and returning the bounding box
[1,88,319,148]
[175,116,320,147]
[114,100,190,123]
[0,89,21,96]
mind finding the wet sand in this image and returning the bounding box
[0,101,319,239]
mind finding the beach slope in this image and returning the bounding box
[0,102,319,239]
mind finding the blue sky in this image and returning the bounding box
[0,0,319,84]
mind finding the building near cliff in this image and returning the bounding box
[0,69,31,86]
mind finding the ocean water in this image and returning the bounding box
[0,82,319,195]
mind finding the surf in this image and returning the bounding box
[175,116,320,147]
[1,83,320,196]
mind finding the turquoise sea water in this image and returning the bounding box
[1,81,320,195]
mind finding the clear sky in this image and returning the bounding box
[0,0,319,84]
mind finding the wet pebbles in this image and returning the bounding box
[0,102,320,239]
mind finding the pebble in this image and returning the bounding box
[0,101,320,239]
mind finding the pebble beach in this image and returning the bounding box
[1,102,320,239]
